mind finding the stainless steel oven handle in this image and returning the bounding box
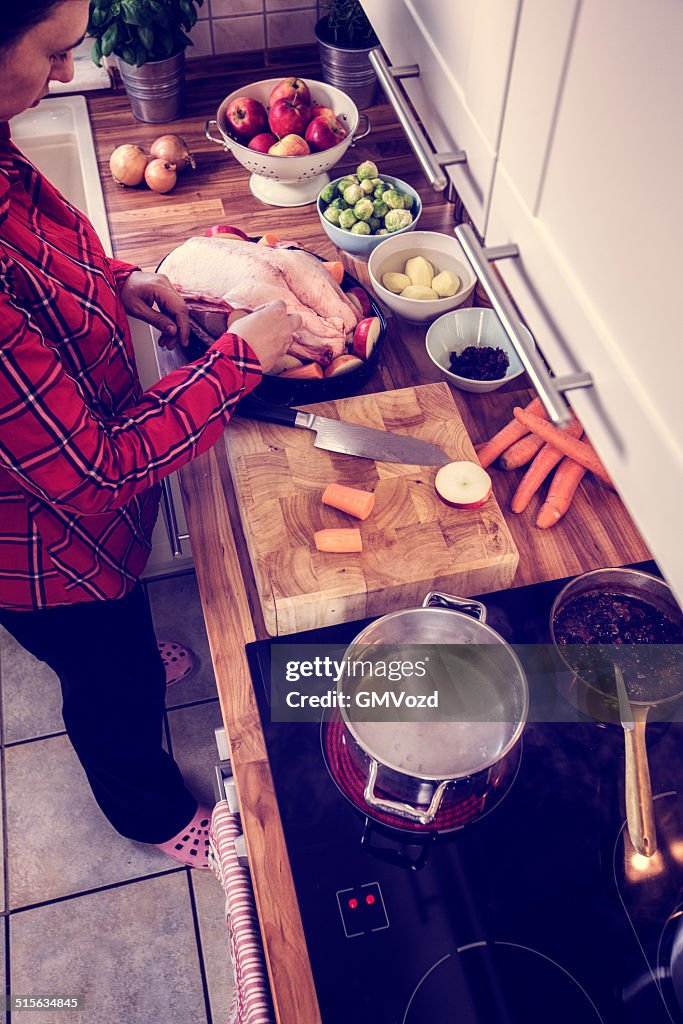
[364,760,449,825]
[369,48,466,192]
[160,477,188,557]
[454,224,593,426]
[422,591,487,623]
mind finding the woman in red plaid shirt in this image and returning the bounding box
[0,1,300,867]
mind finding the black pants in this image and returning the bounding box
[0,584,197,843]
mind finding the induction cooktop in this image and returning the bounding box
[246,563,683,1023]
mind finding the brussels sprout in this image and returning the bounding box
[351,220,371,235]
[383,189,405,210]
[373,199,389,219]
[323,206,342,226]
[319,183,336,204]
[343,184,363,205]
[329,197,348,210]
[368,217,381,232]
[376,228,389,235]
[374,182,389,199]
[359,178,375,195]
[336,177,356,195]
[370,177,382,186]
[385,208,414,232]
[353,197,374,221]
[401,192,415,211]
[338,209,358,230]
[356,160,379,181]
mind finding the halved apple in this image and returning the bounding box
[352,316,381,360]
[204,224,249,240]
[345,285,373,317]
[323,354,364,377]
[435,461,492,509]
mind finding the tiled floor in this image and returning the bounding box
[0,572,233,1023]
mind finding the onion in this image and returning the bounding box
[109,144,148,187]
[144,159,177,194]
[149,134,196,172]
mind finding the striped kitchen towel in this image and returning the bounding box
[209,801,274,1024]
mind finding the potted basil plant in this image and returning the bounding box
[88,0,204,123]
[315,0,379,109]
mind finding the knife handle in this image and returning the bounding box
[235,396,299,427]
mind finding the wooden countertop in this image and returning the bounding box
[87,52,649,1024]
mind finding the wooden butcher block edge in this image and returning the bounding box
[225,382,519,635]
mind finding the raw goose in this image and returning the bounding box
[161,236,360,365]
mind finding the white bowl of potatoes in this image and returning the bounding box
[368,230,476,323]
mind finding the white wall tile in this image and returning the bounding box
[266,8,317,47]
[211,0,263,15]
[187,20,214,58]
[265,0,316,10]
[196,0,210,18]
[212,15,266,53]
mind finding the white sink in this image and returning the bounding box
[10,95,112,255]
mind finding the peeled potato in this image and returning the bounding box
[382,272,412,294]
[432,270,461,297]
[404,256,435,288]
[400,284,440,300]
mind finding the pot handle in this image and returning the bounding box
[363,760,449,825]
[349,113,371,146]
[422,591,487,623]
[205,119,229,150]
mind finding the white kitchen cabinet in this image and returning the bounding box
[484,0,683,601]
[361,0,520,232]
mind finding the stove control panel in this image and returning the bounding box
[336,883,389,938]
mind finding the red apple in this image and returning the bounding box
[304,113,348,152]
[346,286,373,318]
[352,316,381,360]
[269,77,311,108]
[269,98,311,138]
[268,134,311,157]
[248,132,278,153]
[323,354,364,377]
[204,224,250,240]
[434,461,492,510]
[309,104,336,121]
[225,96,269,142]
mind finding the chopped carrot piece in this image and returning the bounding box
[512,408,614,486]
[314,528,363,553]
[278,362,324,379]
[511,420,582,513]
[322,483,375,520]
[476,397,547,468]
[536,458,587,529]
[257,232,282,246]
[323,260,345,285]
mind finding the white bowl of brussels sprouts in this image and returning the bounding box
[317,164,422,259]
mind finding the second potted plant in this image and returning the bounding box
[89,0,204,123]
[315,0,379,110]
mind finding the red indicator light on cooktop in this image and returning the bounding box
[348,898,358,909]
[365,894,375,905]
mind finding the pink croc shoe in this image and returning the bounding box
[158,641,195,685]
[155,803,212,869]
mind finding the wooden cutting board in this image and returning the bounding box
[225,383,519,636]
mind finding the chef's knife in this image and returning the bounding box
[236,396,451,466]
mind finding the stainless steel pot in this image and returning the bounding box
[337,592,529,826]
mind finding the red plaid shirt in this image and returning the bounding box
[0,123,261,611]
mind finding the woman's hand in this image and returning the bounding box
[229,300,302,373]
[119,272,190,350]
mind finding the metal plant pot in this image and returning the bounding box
[116,51,185,124]
[315,17,378,110]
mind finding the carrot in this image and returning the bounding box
[323,261,345,285]
[278,362,324,380]
[257,232,282,246]
[476,396,547,468]
[536,458,587,529]
[322,483,375,520]
[512,408,613,486]
[497,433,545,470]
[314,528,362,553]
[511,420,583,513]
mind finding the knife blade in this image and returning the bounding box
[614,664,634,731]
[236,396,452,466]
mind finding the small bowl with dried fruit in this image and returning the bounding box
[426,307,536,393]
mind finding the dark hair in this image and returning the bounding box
[0,1,66,50]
